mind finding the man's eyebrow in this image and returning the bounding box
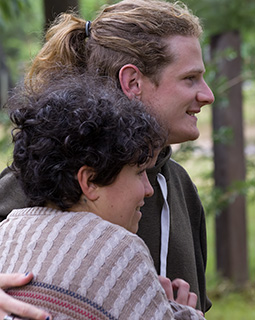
[184,68,205,74]
[180,68,205,77]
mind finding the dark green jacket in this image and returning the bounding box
[0,167,28,217]
[138,147,211,313]
[0,146,211,313]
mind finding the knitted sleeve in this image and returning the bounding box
[170,301,206,320]
[96,233,206,320]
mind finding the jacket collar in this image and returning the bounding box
[147,146,172,184]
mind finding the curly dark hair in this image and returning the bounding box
[8,73,165,210]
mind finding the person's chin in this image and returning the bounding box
[129,225,139,234]
[132,219,140,234]
[171,132,200,144]
[190,133,200,141]
[186,127,200,141]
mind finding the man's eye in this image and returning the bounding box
[186,76,195,81]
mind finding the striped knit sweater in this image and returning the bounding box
[0,207,205,320]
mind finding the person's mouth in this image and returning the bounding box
[136,202,145,212]
[186,109,200,119]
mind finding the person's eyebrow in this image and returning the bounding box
[184,67,205,74]
[179,67,206,78]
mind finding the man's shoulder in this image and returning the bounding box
[169,157,187,171]
[164,157,192,180]
[0,167,28,219]
[162,157,200,195]
[0,166,14,180]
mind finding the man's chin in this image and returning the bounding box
[187,129,200,142]
[168,134,200,145]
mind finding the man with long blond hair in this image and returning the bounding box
[0,0,214,318]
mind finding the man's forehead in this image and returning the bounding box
[164,35,202,59]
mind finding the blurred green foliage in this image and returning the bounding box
[0,0,30,26]
[186,0,255,37]
[80,0,117,19]
[0,0,44,160]
[0,0,43,83]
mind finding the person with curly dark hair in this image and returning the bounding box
[8,75,163,214]
[0,74,205,320]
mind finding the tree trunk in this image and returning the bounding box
[44,0,79,30]
[210,30,248,285]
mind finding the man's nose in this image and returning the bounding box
[197,81,215,106]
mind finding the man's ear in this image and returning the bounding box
[77,166,99,201]
[119,64,143,100]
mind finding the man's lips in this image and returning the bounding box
[186,109,201,118]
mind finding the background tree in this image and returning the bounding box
[44,0,79,30]
[210,30,247,285]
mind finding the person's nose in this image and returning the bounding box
[197,80,215,106]
[143,172,154,198]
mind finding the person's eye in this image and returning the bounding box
[185,75,196,81]
[184,75,198,86]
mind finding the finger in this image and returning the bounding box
[0,273,52,320]
[0,293,51,320]
[196,310,205,318]
[0,273,33,290]
[158,276,174,300]
[187,292,198,309]
[171,278,190,305]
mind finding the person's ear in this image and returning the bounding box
[77,166,99,201]
[119,64,143,100]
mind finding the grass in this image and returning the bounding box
[205,195,255,320]
[206,290,255,320]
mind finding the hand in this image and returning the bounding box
[0,273,52,320]
[171,278,197,308]
[158,276,204,316]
